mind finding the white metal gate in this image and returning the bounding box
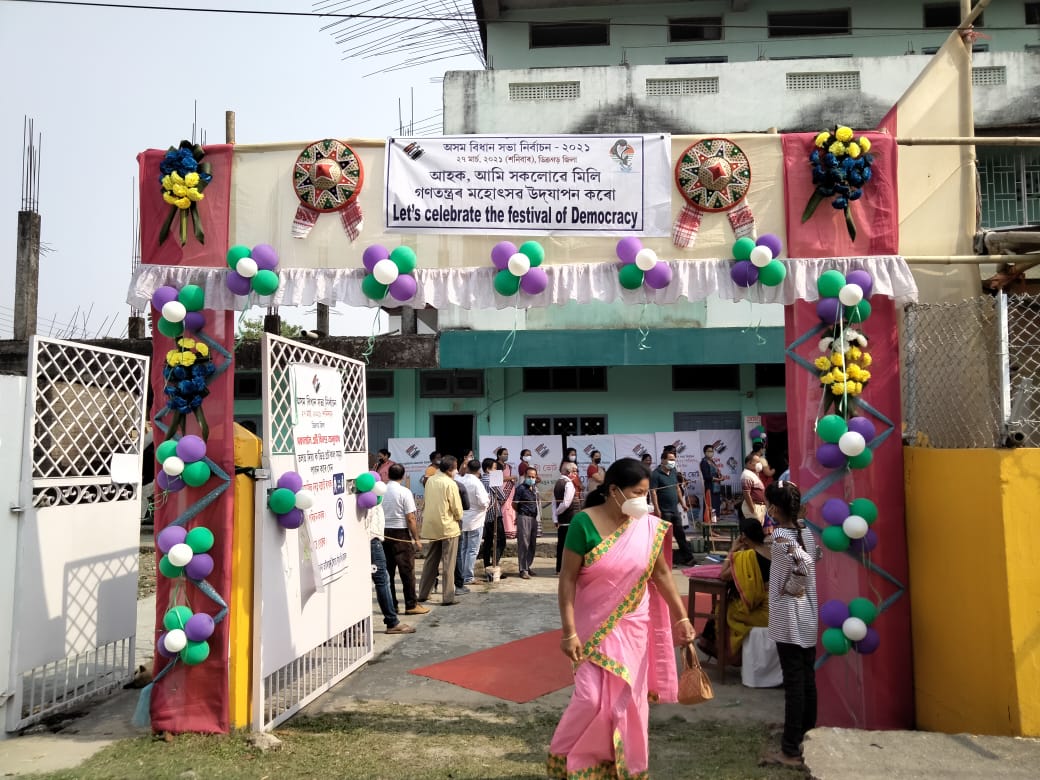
[253,335,372,730]
[4,337,148,731]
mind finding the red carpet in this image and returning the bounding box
[410,629,575,703]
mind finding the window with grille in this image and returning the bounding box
[767,10,850,37]
[972,66,1006,86]
[522,367,607,392]
[672,365,741,391]
[666,55,728,64]
[530,21,609,48]
[1028,3,1040,25]
[646,77,719,96]
[977,147,1040,228]
[669,16,724,42]
[509,81,581,101]
[786,71,860,91]
[419,370,485,397]
[525,415,607,436]
[366,371,394,398]
[924,3,984,27]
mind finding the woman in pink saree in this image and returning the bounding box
[549,458,696,779]
[496,447,518,539]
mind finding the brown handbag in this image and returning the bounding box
[678,644,715,705]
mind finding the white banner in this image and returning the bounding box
[387,436,436,498]
[569,435,615,494]
[522,435,563,494]
[384,134,672,235]
[290,365,350,586]
[699,429,744,521]
[613,434,658,466]
[477,435,525,466]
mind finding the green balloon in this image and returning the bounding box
[848,597,878,625]
[362,273,389,300]
[156,440,178,464]
[822,627,851,655]
[180,640,210,666]
[759,259,787,287]
[817,414,848,444]
[157,317,184,338]
[177,284,205,312]
[163,605,193,631]
[182,461,211,487]
[268,487,297,514]
[846,299,872,323]
[732,237,756,261]
[185,526,214,554]
[518,240,545,267]
[252,269,280,297]
[818,269,846,299]
[618,264,644,290]
[848,449,873,470]
[849,498,878,524]
[226,245,251,269]
[821,525,851,552]
[389,245,417,275]
[493,269,521,296]
[158,555,184,579]
[355,473,376,493]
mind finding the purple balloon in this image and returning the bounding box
[368,470,382,483]
[846,269,874,299]
[520,267,549,295]
[854,626,881,654]
[184,612,215,642]
[151,285,179,311]
[156,470,186,493]
[817,297,842,323]
[817,443,848,470]
[756,233,783,258]
[276,471,303,492]
[863,529,878,552]
[252,244,279,271]
[389,273,418,301]
[183,311,206,332]
[847,416,877,443]
[363,244,390,272]
[615,236,643,265]
[176,435,207,464]
[820,599,850,629]
[491,241,517,270]
[156,525,188,555]
[184,553,214,581]
[226,270,252,296]
[157,632,177,659]
[357,492,378,510]
[730,260,759,287]
[644,261,673,290]
[821,498,851,525]
[277,509,305,529]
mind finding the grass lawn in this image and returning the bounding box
[32,702,800,779]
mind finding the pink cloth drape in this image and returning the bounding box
[501,463,517,538]
[548,516,677,778]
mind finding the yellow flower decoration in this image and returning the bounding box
[171,171,185,185]
[162,192,180,206]
[859,136,871,153]
[831,382,847,396]
[835,126,854,143]
[848,346,862,361]
[186,188,204,202]
[828,141,846,156]
[175,197,191,209]
[814,356,832,371]
[831,352,845,367]
[814,131,830,148]
[178,338,196,349]
[161,174,174,191]
[168,353,182,366]
[196,343,209,358]
[172,183,188,197]
[859,370,871,382]
[862,353,873,367]
[847,142,861,159]
[180,352,197,367]
[820,374,835,385]
[185,172,200,187]
[831,367,846,382]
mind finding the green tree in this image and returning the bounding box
[237,316,303,340]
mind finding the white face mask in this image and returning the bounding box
[568,455,577,462]
[665,460,676,470]
[614,489,650,519]
[522,455,532,463]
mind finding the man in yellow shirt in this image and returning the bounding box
[417,455,464,606]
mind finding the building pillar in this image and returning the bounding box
[14,210,41,340]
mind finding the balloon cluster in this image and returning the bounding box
[158,605,214,665]
[615,237,672,290]
[730,234,786,288]
[820,597,880,656]
[819,497,878,553]
[362,245,418,301]
[355,470,387,510]
[226,244,281,297]
[816,268,873,324]
[749,425,766,446]
[156,435,212,491]
[815,414,876,471]
[156,524,216,580]
[152,284,206,338]
[491,241,548,296]
[268,471,314,529]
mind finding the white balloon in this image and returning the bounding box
[634,248,658,272]
[838,431,866,457]
[373,259,400,285]
[749,245,774,268]
[168,542,194,568]
[842,616,868,642]
[507,252,531,277]
[294,489,315,510]
[161,301,186,323]
[842,514,869,540]
[839,283,864,306]
[164,628,188,653]
[163,456,185,477]
[235,257,258,279]
[371,481,388,497]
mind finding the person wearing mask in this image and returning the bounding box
[381,463,428,617]
[741,453,768,526]
[420,451,441,487]
[649,451,695,566]
[496,447,518,540]
[375,448,395,484]
[454,458,490,592]
[586,450,605,495]
[560,448,583,508]
[640,452,653,469]
[752,441,775,489]
[416,456,464,606]
[553,463,578,574]
[479,458,507,578]
[699,443,725,525]
[548,458,695,779]
[512,465,541,579]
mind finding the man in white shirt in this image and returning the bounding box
[365,485,415,634]
[454,458,490,592]
[553,463,578,573]
[381,464,428,616]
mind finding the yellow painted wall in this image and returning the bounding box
[905,447,1040,736]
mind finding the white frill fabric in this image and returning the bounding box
[127,256,918,312]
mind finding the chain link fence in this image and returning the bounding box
[903,293,1040,449]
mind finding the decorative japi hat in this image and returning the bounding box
[291,139,365,240]
[672,137,755,248]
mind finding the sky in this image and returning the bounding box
[0,0,481,340]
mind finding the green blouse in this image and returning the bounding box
[564,511,603,556]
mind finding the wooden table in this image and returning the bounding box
[687,576,731,683]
